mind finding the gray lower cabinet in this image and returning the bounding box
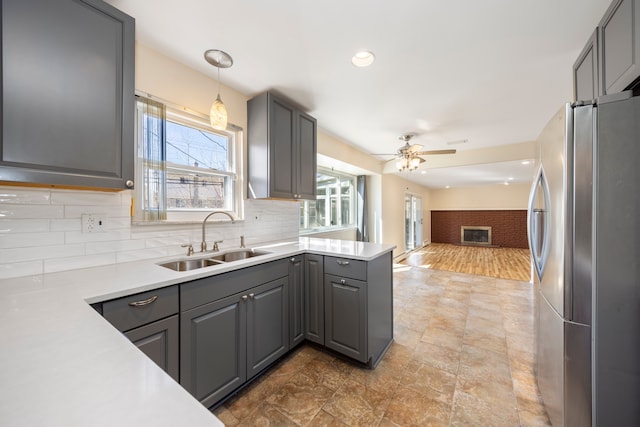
[599,0,640,95]
[324,274,368,363]
[180,259,289,408]
[289,255,305,348]
[124,315,179,382]
[246,277,289,379]
[98,286,179,381]
[304,254,325,345]
[0,0,135,189]
[323,253,393,367]
[180,292,246,408]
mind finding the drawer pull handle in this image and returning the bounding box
[128,295,158,307]
[336,260,350,266]
[242,295,248,301]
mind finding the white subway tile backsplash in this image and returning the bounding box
[0,232,65,249]
[0,186,300,279]
[50,218,82,232]
[63,205,130,219]
[0,260,43,280]
[0,204,65,219]
[65,230,132,244]
[0,187,51,204]
[0,219,50,234]
[0,243,85,264]
[51,190,125,206]
[44,253,117,274]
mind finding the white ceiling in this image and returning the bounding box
[107,0,611,188]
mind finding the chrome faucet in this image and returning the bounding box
[201,211,235,252]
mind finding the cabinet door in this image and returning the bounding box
[124,315,179,382]
[324,274,367,363]
[269,96,296,198]
[574,29,600,101]
[180,293,246,408]
[289,255,305,348]
[296,111,317,200]
[305,254,324,345]
[599,0,640,94]
[246,277,289,379]
[0,0,135,189]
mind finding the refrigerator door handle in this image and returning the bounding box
[528,165,551,280]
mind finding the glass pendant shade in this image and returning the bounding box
[204,49,233,131]
[210,94,228,130]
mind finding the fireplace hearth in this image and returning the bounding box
[461,226,492,246]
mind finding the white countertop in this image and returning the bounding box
[0,237,394,426]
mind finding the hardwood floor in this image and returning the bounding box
[401,243,531,282]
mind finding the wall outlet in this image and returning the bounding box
[81,214,107,233]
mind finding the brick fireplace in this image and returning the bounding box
[431,210,528,249]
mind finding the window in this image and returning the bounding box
[300,168,356,231]
[135,96,241,222]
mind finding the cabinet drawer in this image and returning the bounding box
[324,256,366,281]
[102,286,178,332]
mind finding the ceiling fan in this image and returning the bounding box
[375,134,456,172]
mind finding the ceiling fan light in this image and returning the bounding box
[410,157,421,169]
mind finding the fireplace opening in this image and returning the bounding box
[461,226,492,246]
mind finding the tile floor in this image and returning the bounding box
[213,266,551,426]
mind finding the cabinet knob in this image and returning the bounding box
[249,293,255,299]
[241,295,248,301]
[125,180,134,188]
[290,257,296,263]
[340,279,346,285]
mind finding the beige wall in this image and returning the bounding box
[381,174,432,256]
[429,183,531,210]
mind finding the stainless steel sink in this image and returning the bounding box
[159,258,224,271]
[209,249,270,262]
[158,249,270,271]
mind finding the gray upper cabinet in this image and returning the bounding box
[574,29,600,102]
[247,92,317,200]
[0,0,135,190]
[599,0,640,95]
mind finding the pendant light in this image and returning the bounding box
[204,49,233,130]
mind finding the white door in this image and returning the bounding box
[404,194,422,251]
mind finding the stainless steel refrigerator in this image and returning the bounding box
[528,91,640,427]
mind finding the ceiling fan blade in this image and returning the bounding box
[407,144,423,153]
[415,149,457,155]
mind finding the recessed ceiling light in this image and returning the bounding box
[351,51,375,67]
[521,160,531,165]
[508,177,514,181]
[445,185,450,189]
[420,171,427,175]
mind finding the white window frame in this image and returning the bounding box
[299,167,356,233]
[135,94,244,223]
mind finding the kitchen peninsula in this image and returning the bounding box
[0,237,394,426]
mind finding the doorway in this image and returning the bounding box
[405,194,422,251]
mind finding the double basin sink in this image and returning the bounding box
[159,249,270,272]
